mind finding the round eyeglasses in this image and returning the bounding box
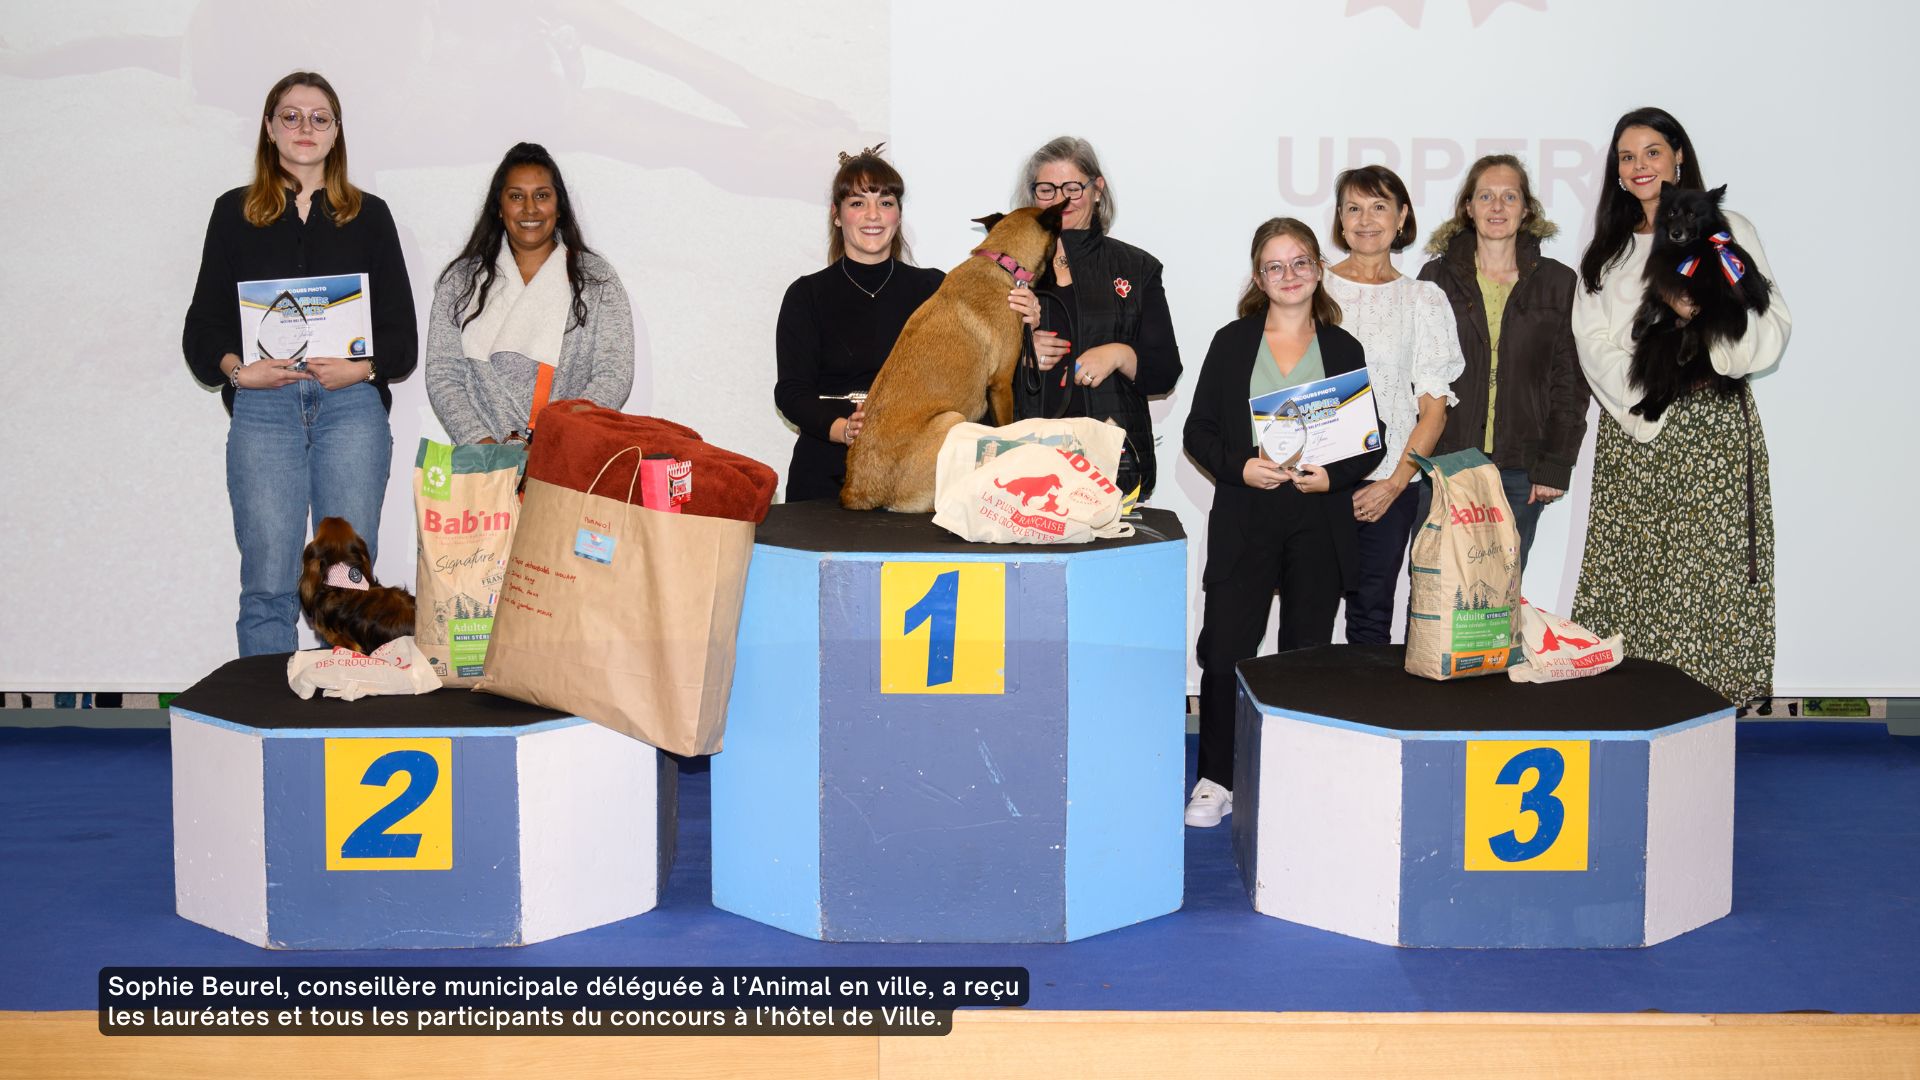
[274,108,337,132]
[1261,257,1320,281]
[1031,180,1091,200]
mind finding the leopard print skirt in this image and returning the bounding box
[1572,385,1775,705]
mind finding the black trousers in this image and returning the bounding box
[1195,513,1344,788]
[1342,483,1420,645]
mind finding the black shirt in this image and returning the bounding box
[1014,227,1182,498]
[183,186,417,412]
[1030,281,1082,419]
[773,258,943,500]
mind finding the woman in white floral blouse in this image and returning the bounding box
[1321,164,1465,644]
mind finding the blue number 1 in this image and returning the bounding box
[902,571,960,686]
[340,750,438,859]
[1489,747,1565,863]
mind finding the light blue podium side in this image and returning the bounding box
[712,508,1186,943]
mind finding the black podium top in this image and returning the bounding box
[754,499,1185,554]
[170,654,571,731]
[1238,645,1731,733]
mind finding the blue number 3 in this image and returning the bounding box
[1489,747,1565,863]
[339,750,438,859]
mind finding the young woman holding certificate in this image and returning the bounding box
[425,142,636,446]
[1181,219,1384,828]
[1571,107,1790,707]
[182,71,416,657]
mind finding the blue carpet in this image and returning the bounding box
[1,723,1914,1013]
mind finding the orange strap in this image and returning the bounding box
[528,362,556,432]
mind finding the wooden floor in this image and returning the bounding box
[4,1009,1917,1080]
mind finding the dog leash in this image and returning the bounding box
[1019,291,1080,420]
[974,248,1076,421]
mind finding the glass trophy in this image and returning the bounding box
[255,290,312,365]
[1257,397,1309,472]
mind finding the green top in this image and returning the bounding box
[1249,334,1325,446]
[1476,268,1514,454]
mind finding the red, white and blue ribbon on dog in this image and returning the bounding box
[1676,231,1746,286]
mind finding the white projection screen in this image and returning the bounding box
[1,1,1913,698]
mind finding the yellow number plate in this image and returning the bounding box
[324,738,453,871]
[1463,740,1590,871]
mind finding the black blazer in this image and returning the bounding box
[1183,315,1385,589]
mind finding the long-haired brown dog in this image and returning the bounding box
[840,203,1067,512]
[298,517,416,654]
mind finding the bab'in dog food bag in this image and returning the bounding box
[1405,449,1521,680]
[413,439,526,687]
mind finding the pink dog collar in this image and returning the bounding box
[973,249,1036,286]
[325,563,370,590]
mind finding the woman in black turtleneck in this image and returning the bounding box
[1009,136,1182,500]
[773,147,945,503]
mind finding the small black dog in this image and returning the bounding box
[1628,183,1772,421]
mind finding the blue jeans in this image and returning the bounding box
[1413,466,1549,581]
[1342,482,1420,645]
[226,380,392,656]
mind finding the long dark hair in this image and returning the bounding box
[1579,107,1704,293]
[1236,217,1342,326]
[441,142,597,330]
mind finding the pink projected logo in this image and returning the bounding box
[1347,0,1546,26]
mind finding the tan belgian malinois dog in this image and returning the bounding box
[840,202,1068,512]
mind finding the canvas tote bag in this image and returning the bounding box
[477,447,754,755]
[931,417,1132,543]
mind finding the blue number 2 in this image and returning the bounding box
[902,570,960,687]
[339,750,438,859]
[1489,747,1565,863]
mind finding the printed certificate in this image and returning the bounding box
[1250,367,1382,467]
[237,273,373,362]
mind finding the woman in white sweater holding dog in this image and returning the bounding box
[1572,107,1791,707]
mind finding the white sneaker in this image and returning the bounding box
[1184,778,1233,827]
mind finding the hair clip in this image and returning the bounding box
[838,142,888,166]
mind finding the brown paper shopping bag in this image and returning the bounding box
[476,448,755,756]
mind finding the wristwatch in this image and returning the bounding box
[364,359,379,383]
[228,362,245,389]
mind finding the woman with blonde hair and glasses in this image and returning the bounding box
[1008,136,1181,500]
[1181,218,1384,827]
[182,71,415,656]
[1415,154,1588,581]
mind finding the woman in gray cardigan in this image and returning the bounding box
[426,142,634,444]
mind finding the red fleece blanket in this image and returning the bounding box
[526,400,778,524]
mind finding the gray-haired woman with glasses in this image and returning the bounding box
[1007,135,1181,500]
